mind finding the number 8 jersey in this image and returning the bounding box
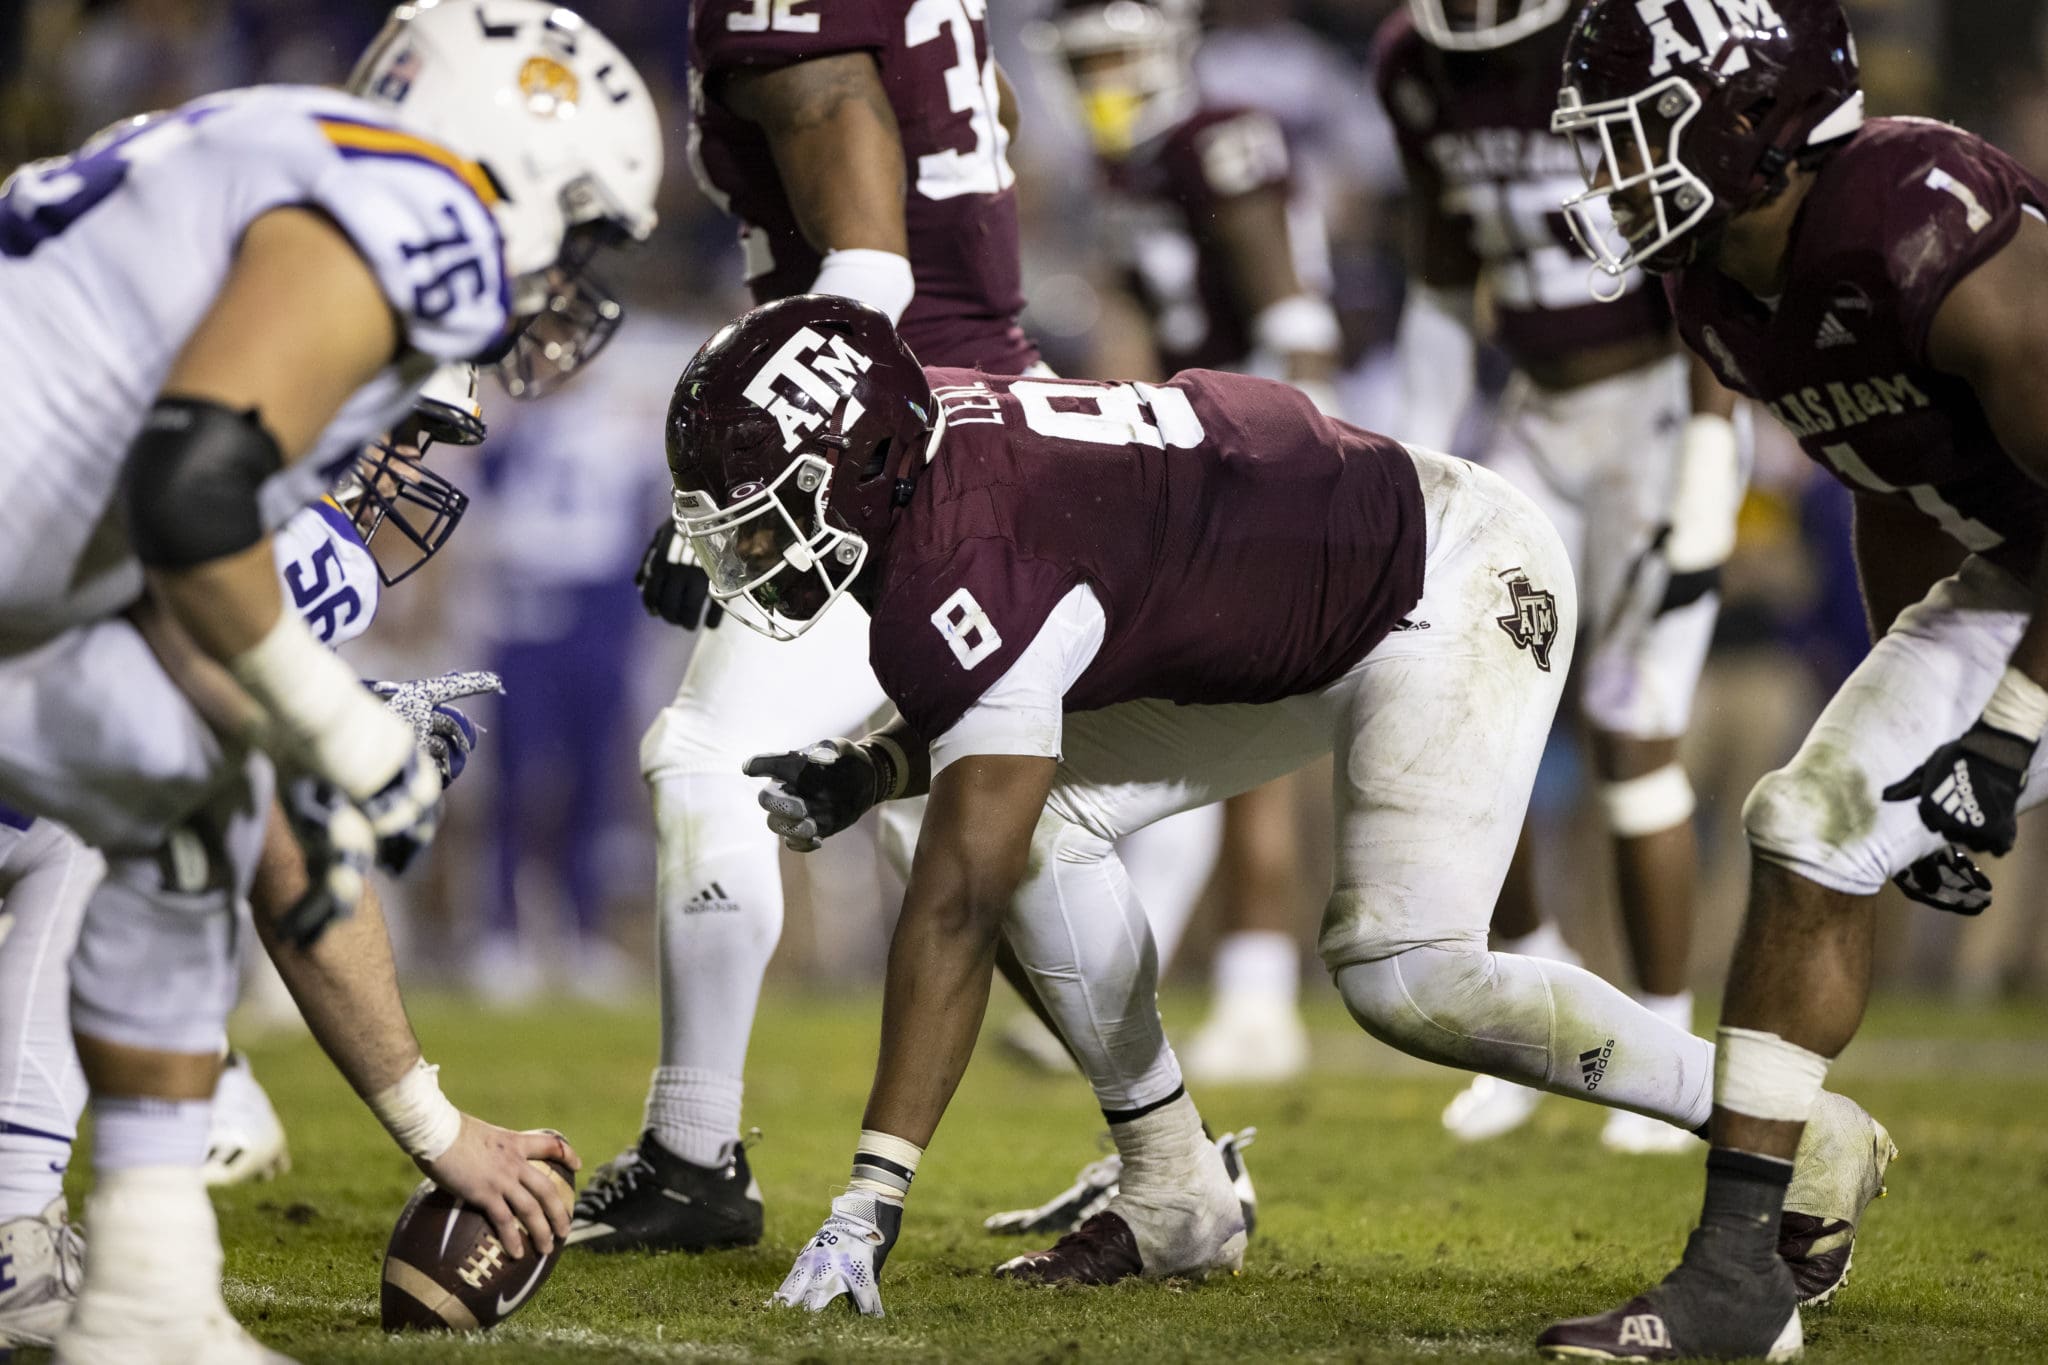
[688,0,1039,374]
[0,86,508,653]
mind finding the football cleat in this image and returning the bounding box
[0,1197,83,1347]
[1183,993,1310,1084]
[203,1051,291,1187]
[983,1129,1259,1239]
[1781,1092,1896,1307]
[994,1211,1145,1287]
[1601,1108,1701,1157]
[1537,1233,1802,1361]
[566,1130,763,1253]
[1441,1073,1544,1141]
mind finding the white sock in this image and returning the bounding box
[0,822,95,1220]
[644,1067,742,1167]
[1637,989,1695,1036]
[1498,921,1580,966]
[649,773,783,1144]
[1107,1092,1242,1276]
[0,1122,70,1221]
[1211,930,1300,1002]
[67,1166,226,1336]
[92,1096,212,1170]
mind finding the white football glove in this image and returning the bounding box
[770,1192,901,1317]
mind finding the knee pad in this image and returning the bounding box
[1599,764,1695,838]
[1742,760,1887,894]
[69,860,239,1054]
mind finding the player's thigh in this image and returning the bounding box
[0,619,246,858]
[1319,449,1575,969]
[639,604,889,780]
[1745,556,2048,894]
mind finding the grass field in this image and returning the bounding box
[48,990,2048,1363]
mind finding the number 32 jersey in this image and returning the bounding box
[0,85,508,652]
[689,0,1038,374]
[868,369,1428,742]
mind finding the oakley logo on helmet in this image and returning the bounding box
[1640,0,1784,77]
[743,326,875,451]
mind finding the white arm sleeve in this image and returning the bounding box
[927,585,1106,777]
[1394,284,1478,453]
[810,248,917,325]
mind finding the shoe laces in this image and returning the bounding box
[581,1147,652,1209]
[52,1220,85,1294]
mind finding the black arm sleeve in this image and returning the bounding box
[122,398,285,569]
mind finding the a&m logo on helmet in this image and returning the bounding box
[743,327,875,451]
[1638,0,1785,77]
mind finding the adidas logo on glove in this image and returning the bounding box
[1931,761,1986,828]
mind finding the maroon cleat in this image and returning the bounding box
[993,1211,1144,1287]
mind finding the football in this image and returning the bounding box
[380,1157,575,1333]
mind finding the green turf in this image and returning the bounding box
[49,991,2048,1362]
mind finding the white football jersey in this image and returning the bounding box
[271,498,382,649]
[0,85,509,655]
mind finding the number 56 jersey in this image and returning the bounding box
[0,85,509,653]
[869,369,1428,743]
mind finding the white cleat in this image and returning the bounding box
[1441,1073,1543,1142]
[0,1198,83,1347]
[1782,1091,1897,1308]
[57,1307,299,1365]
[1600,1107,1702,1156]
[1183,993,1310,1084]
[204,1052,290,1186]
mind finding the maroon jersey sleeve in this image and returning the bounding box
[1872,119,2047,365]
[693,0,888,69]
[868,537,1082,744]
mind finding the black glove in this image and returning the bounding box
[1881,721,2033,856]
[743,740,882,852]
[1893,845,1993,916]
[636,520,722,629]
[277,777,375,949]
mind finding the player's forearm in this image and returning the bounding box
[862,712,932,801]
[727,55,909,259]
[146,545,287,661]
[249,801,423,1098]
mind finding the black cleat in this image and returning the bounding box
[1538,1229,1803,1361]
[994,1211,1145,1287]
[566,1130,763,1253]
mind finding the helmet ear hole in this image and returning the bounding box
[861,437,893,483]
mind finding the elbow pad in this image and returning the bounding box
[124,398,283,569]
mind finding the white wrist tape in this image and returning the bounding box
[368,1057,463,1162]
[1715,1027,1831,1124]
[864,733,913,801]
[1599,763,1696,838]
[229,609,412,801]
[1252,293,1341,357]
[810,248,916,325]
[1665,412,1744,573]
[1982,665,2048,742]
[849,1128,923,1200]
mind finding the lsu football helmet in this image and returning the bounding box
[336,364,481,584]
[1028,0,1200,159]
[348,0,663,397]
[1407,0,1570,52]
[1551,0,1863,283]
[666,297,935,640]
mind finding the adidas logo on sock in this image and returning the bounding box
[1815,311,1856,348]
[684,882,740,914]
[1931,762,1985,827]
[1578,1040,1615,1091]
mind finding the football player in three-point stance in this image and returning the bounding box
[1379,0,1744,1154]
[574,0,1050,1256]
[663,294,1882,1317]
[0,1,658,1357]
[1532,0,2048,1355]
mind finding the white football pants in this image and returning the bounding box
[1011,447,1712,1129]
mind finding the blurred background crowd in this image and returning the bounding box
[4,0,2048,1012]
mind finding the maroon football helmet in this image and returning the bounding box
[1025,0,1199,158]
[1551,0,1863,285]
[666,295,935,639]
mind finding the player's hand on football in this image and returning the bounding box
[276,776,377,948]
[419,1119,581,1261]
[744,740,882,852]
[770,1193,901,1317]
[1893,844,1994,916]
[1882,720,2033,856]
[636,520,723,629]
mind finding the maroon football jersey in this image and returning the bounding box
[1100,106,1296,372]
[1671,118,2048,574]
[688,0,1038,373]
[868,367,1428,741]
[1372,9,1670,368]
